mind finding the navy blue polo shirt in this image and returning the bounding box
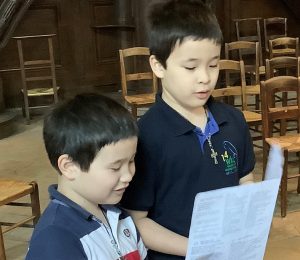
[26,185,147,260]
[121,94,255,260]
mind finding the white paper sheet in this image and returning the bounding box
[264,144,284,180]
[186,145,283,260]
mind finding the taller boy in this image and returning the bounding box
[121,0,255,259]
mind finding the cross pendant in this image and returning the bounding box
[211,149,218,164]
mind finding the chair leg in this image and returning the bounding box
[262,141,269,180]
[23,94,30,125]
[30,182,41,226]
[255,94,260,111]
[131,105,137,120]
[0,226,6,260]
[280,150,288,217]
[280,91,288,135]
[280,119,287,136]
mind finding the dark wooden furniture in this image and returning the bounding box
[2,1,300,108]
[233,18,263,66]
[266,56,300,134]
[213,59,261,126]
[263,17,288,57]
[119,47,157,119]
[225,41,260,110]
[266,56,300,79]
[269,37,299,59]
[13,34,59,124]
[0,179,41,260]
[260,76,300,217]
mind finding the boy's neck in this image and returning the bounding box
[185,107,207,130]
[89,206,108,225]
[162,95,207,129]
[57,183,108,225]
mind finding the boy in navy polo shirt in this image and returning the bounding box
[26,94,147,260]
[121,0,255,259]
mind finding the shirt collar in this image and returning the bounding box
[156,94,228,136]
[48,184,121,220]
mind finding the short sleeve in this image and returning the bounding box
[25,226,87,260]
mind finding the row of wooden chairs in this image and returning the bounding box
[10,16,291,124]
[225,38,299,111]
[226,37,299,75]
[118,34,299,119]
[234,17,289,63]
[13,30,295,124]
[215,59,300,217]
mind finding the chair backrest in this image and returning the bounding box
[119,47,158,97]
[233,17,263,65]
[260,76,300,138]
[14,34,58,100]
[268,37,299,58]
[225,41,260,84]
[0,179,41,260]
[265,56,300,79]
[263,17,287,53]
[213,59,247,110]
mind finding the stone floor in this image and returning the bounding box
[0,111,300,260]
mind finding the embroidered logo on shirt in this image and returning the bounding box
[221,141,238,175]
[123,228,131,238]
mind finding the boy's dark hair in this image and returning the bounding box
[148,0,223,68]
[43,93,138,173]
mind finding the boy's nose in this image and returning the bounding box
[197,68,210,84]
[120,168,134,183]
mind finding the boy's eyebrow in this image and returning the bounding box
[108,153,136,165]
[184,55,220,62]
[107,159,124,166]
[211,55,220,60]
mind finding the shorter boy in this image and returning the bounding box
[26,93,147,260]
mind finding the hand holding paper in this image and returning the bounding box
[186,145,283,260]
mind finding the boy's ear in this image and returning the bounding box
[149,55,165,79]
[57,154,80,180]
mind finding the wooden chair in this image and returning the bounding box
[225,41,260,110]
[263,17,287,57]
[269,37,299,59]
[119,47,158,119]
[260,76,300,217]
[266,56,300,134]
[266,56,300,79]
[0,179,41,260]
[13,34,59,124]
[233,18,263,66]
[213,60,261,130]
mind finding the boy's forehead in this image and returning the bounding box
[170,38,221,60]
[96,137,138,155]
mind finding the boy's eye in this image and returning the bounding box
[110,166,121,171]
[184,66,196,71]
[209,64,218,68]
[129,159,135,164]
